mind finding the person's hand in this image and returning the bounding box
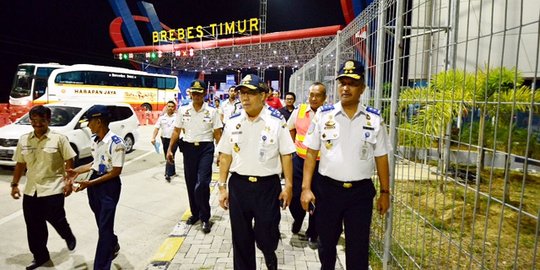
[151,138,156,145]
[63,181,73,197]
[377,193,390,215]
[11,186,21,200]
[218,189,229,210]
[300,189,316,211]
[216,153,221,166]
[166,150,174,163]
[278,186,292,210]
[73,180,90,192]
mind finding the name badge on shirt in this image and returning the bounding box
[360,144,369,160]
[98,155,107,174]
[360,132,370,160]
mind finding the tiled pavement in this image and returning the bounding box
[159,179,346,270]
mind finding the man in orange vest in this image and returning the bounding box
[286,82,326,248]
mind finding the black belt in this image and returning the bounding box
[231,172,279,183]
[321,175,370,189]
[91,170,107,177]
[184,141,212,146]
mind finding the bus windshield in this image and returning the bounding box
[10,65,35,98]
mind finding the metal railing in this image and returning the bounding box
[289,0,540,269]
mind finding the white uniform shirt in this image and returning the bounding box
[304,102,391,181]
[221,99,241,124]
[91,130,126,173]
[154,112,177,138]
[217,105,296,176]
[175,103,223,143]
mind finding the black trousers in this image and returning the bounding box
[228,173,281,269]
[23,192,75,262]
[182,142,214,222]
[316,176,376,270]
[161,137,178,177]
[289,153,320,238]
[87,172,121,270]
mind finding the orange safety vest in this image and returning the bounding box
[294,104,320,160]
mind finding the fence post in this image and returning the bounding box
[385,0,406,268]
[374,0,387,109]
[333,30,342,104]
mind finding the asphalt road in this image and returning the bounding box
[0,126,190,270]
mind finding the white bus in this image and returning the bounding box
[45,64,179,111]
[9,63,68,107]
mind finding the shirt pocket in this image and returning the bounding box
[202,116,213,124]
[360,131,377,159]
[21,147,34,155]
[229,131,243,144]
[259,132,278,162]
[320,126,340,141]
[361,129,377,144]
[42,146,62,164]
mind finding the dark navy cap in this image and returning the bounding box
[336,60,365,80]
[86,105,110,119]
[189,80,207,93]
[235,74,262,91]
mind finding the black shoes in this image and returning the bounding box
[186,216,200,225]
[165,176,171,182]
[26,258,50,270]
[66,235,76,251]
[201,221,211,234]
[112,243,120,260]
[291,220,302,234]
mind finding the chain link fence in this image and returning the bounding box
[289,0,539,269]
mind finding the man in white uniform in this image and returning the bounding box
[301,60,392,269]
[167,80,222,234]
[216,74,295,270]
[151,100,178,182]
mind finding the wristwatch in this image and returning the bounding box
[10,182,18,188]
[217,182,227,189]
[380,189,390,194]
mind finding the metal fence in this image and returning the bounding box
[289,0,540,269]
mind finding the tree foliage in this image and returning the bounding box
[398,67,538,153]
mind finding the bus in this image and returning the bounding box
[9,63,68,107]
[10,64,180,111]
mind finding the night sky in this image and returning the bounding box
[0,0,345,102]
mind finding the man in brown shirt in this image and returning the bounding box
[10,105,77,270]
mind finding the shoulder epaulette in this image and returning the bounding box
[321,104,335,112]
[207,103,215,108]
[366,106,381,116]
[267,106,276,112]
[271,109,284,120]
[111,135,122,144]
[229,112,241,119]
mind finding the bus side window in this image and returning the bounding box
[33,78,47,100]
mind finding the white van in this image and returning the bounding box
[0,102,139,166]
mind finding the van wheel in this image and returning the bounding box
[124,134,135,153]
[141,103,152,111]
